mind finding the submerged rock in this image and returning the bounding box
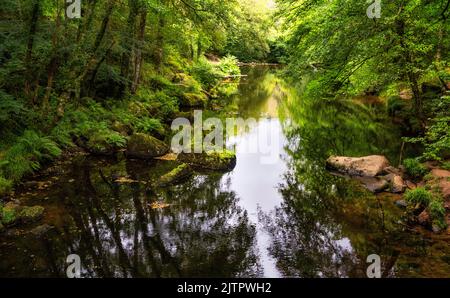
[126,133,169,159]
[326,155,390,177]
[19,206,45,223]
[156,164,192,187]
[178,150,237,171]
[355,176,389,193]
[30,224,54,238]
[406,180,417,190]
[395,200,408,209]
[0,222,4,233]
[1,202,20,226]
[418,210,431,226]
[1,203,44,226]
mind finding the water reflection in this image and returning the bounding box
[0,157,261,278]
[1,66,448,278]
[259,86,449,277]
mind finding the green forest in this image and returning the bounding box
[0,0,449,278]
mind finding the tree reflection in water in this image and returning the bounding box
[259,95,448,277]
[0,156,261,278]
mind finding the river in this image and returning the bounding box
[0,66,448,277]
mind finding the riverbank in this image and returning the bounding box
[326,155,450,234]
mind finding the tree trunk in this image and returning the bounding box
[154,13,165,73]
[131,9,147,94]
[24,0,40,102]
[120,0,139,92]
[43,7,63,110]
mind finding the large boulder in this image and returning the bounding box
[178,150,237,171]
[326,155,390,177]
[180,92,207,107]
[126,133,169,159]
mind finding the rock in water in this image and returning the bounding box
[126,133,169,159]
[395,200,408,209]
[418,210,430,226]
[178,150,237,171]
[355,176,389,193]
[30,224,54,237]
[156,164,192,187]
[391,175,406,193]
[19,206,45,223]
[326,155,390,177]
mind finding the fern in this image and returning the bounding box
[0,130,61,181]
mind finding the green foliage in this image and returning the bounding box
[190,56,241,92]
[1,206,16,225]
[441,162,450,171]
[0,91,27,137]
[0,177,13,196]
[403,158,428,179]
[221,0,274,62]
[405,96,450,161]
[429,199,447,230]
[190,58,223,90]
[217,55,240,76]
[404,187,433,207]
[0,130,61,182]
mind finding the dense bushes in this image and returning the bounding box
[403,158,428,179]
[190,55,240,91]
[405,187,433,207]
[405,187,447,229]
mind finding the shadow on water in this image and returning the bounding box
[0,66,448,278]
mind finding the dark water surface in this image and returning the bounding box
[1,67,449,277]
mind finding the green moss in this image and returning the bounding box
[178,150,236,171]
[429,199,447,230]
[0,177,13,197]
[127,133,169,159]
[180,92,207,107]
[158,164,191,186]
[1,203,18,225]
[19,206,44,223]
[404,187,433,207]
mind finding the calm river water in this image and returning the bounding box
[0,66,448,277]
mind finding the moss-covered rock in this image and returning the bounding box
[1,202,20,226]
[178,150,236,171]
[19,206,45,223]
[126,133,170,159]
[180,92,207,107]
[79,130,127,156]
[1,203,45,226]
[156,164,192,187]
